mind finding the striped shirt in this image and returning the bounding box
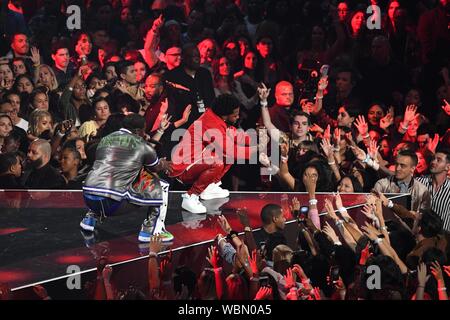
[416,175,450,232]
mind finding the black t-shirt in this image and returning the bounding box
[253,229,287,260]
[23,163,66,189]
[163,66,215,129]
[0,174,22,189]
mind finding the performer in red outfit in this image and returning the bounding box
[170,94,258,213]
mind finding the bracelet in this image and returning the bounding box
[438,287,447,292]
[56,131,65,138]
[401,122,409,130]
[328,161,336,165]
[244,226,252,232]
[281,156,288,163]
[260,101,268,108]
[148,252,158,258]
[338,207,347,215]
[334,241,343,246]
[387,200,394,208]
[335,219,344,227]
[226,230,239,241]
[380,226,388,231]
[374,238,383,245]
[309,199,318,206]
[362,154,371,163]
[362,133,370,139]
[157,129,165,135]
[217,236,227,246]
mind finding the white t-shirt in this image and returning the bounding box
[16,118,29,132]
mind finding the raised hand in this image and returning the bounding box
[257,83,271,103]
[159,113,172,131]
[236,207,250,228]
[301,100,315,114]
[323,124,331,141]
[368,139,379,159]
[323,221,339,243]
[292,264,308,282]
[361,204,376,221]
[149,235,163,254]
[303,171,317,195]
[254,286,273,300]
[380,113,393,130]
[206,245,220,268]
[442,99,450,116]
[280,142,289,157]
[430,261,445,283]
[350,144,367,162]
[317,76,328,91]
[181,104,192,122]
[289,197,301,213]
[443,265,450,277]
[403,105,417,124]
[371,189,389,207]
[217,215,232,234]
[248,249,260,276]
[30,47,40,66]
[334,192,343,209]
[309,123,323,134]
[361,222,379,241]
[320,137,334,159]
[333,127,341,147]
[417,262,429,287]
[284,268,296,289]
[153,14,164,30]
[324,198,338,221]
[359,244,371,265]
[427,134,439,154]
[354,115,368,137]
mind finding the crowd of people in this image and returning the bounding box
[0,0,450,300]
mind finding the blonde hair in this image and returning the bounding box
[272,244,293,265]
[35,64,59,91]
[29,109,53,137]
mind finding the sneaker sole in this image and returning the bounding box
[181,202,207,213]
[138,234,175,243]
[80,221,95,232]
[199,193,230,200]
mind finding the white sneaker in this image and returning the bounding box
[200,181,230,200]
[182,193,207,214]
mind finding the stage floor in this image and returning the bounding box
[0,190,408,291]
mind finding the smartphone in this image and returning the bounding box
[320,64,329,77]
[330,266,340,283]
[297,206,309,222]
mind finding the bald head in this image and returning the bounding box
[275,81,294,107]
[27,139,51,169]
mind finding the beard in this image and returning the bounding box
[27,157,43,170]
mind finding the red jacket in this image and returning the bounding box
[170,109,255,177]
